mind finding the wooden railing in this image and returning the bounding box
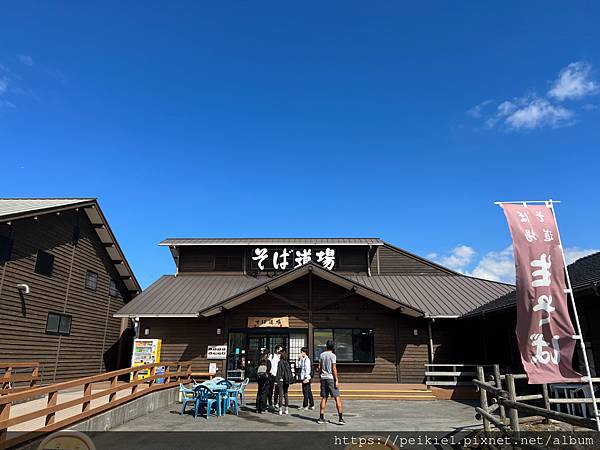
[0,361,192,449]
[474,365,599,437]
[425,363,494,387]
[0,363,40,395]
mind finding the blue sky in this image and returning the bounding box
[1,2,599,288]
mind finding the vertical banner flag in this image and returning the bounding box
[502,203,580,384]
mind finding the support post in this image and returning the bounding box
[109,375,118,402]
[82,382,92,412]
[0,402,11,443]
[493,364,506,423]
[45,390,58,426]
[542,383,551,424]
[477,366,491,434]
[506,374,520,436]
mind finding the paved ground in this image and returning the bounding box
[113,399,480,432]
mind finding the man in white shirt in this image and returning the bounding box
[267,345,282,411]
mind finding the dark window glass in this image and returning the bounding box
[35,251,54,277]
[353,329,375,363]
[0,236,13,262]
[313,328,374,363]
[46,312,72,336]
[334,329,353,362]
[85,270,98,291]
[313,329,333,361]
[109,280,119,297]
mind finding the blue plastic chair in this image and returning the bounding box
[179,383,197,416]
[193,385,221,418]
[236,378,250,406]
[223,386,240,415]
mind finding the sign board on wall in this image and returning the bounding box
[248,316,290,328]
[207,345,227,359]
[208,363,217,374]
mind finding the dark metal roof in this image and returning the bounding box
[347,275,514,317]
[115,265,513,318]
[463,252,600,318]
[0,198,95,221]
[160,238,384,246]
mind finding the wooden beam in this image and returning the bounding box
[265,288,308,311]
[315,286,358,310]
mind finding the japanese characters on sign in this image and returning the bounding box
[251,247,336,271]
[207,345,227,360]
[502,203,580,384]
[247,316,290,328]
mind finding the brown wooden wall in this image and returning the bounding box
[140,274,431,383]
[0,210,130,383]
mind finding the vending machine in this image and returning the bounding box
[131,338,162,381]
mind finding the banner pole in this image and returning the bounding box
[548,200,600,431]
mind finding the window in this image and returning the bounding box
[46,312,72,336]
[313,328,374,363]
[0,236,13,263]
[109,280,119,297]
[34,251,54,277]
[85,270,98,291]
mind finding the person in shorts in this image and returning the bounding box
[316,340,344,425]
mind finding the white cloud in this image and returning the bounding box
[548,61,599,101]
[429,245,599,284]
[467,100,493,118]
[468,61,598,131]
[430,245,476,272]
[0,77,7,95]
[18,55,34,67]
[503,97,574,130]
[469,246,515,283]
[564,247,599,265]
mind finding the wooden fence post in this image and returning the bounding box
[30,366,39,389]
[506,374,520,435]
[82,382,92,413]
[493,364,506,424]
[0,401,11,443]
[1,366,12,392]
[477,366,491,434]
[45,390,58,426]
[541,383,551,424]
[148,365,157,388]
[109,375,118,403]
[131,370,140,394]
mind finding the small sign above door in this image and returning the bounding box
[248,316,290,328]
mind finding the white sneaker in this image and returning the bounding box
[278,409,283,415]
[285,407,289,415]
[309,406,315,410]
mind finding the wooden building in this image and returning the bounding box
[0,199,140,382]
[458,252,600,377]
[116,238,513,383]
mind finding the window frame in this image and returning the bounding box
[34,250,55,277]
[45,312,72,337]
[109,279,119,297]
[312,328,375,364]
[85,270,98,292]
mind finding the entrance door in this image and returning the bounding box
[246,335,268,380]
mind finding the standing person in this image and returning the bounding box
[268,345,282,411]
[316,340,344,425]
[276,348,293,415]
[298,347,314,410]
[255,351,271,413]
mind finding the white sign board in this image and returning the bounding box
[208,363,218,374]
[207,345,227,360]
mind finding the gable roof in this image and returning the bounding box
[115,261,513,318]
[463,252,600,318]
[160,238,384,246]
[0,198,141,296]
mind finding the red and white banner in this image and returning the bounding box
[502,203,580,384]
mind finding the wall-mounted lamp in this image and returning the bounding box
[216,328,222,335]
[144,328,150,336]
[413,329,419,336]
[17,284,30,295]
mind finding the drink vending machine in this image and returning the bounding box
[130,338,162,381]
